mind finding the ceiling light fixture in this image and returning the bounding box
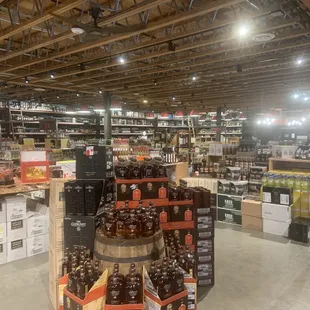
[293,93,299,99]
[296,58,304,66]
[304,97,309,101]
[238,23,250,37]
[71,26,85,35]
[76,93,80,97]
[143,99,148,103]
[3,82,8,88]
[172,97,176,100]
[118,57,125,64]
[50,72,55,79]
[154,79,157,86]
[192,76,196,81]
[99,89,102,94]
[25,77,29,84]
[57,94,60,99]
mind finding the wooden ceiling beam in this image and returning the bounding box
[0,0,85,41]
[1,0,245,75]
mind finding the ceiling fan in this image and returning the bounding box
[52,2,145,36]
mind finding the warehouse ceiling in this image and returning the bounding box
[0,0,310,112]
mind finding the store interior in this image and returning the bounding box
[0,0,310,309]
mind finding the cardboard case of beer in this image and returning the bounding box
[143,266,197,310]
[60,269,108,310]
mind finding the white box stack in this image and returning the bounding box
[48,179,67,310]
[5,196,27,263]
[262,203,292,237]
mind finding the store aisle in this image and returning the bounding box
[0,252,50,310]
[199,223,310,310]
[1,223,310,310]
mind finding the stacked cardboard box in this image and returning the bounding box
[262,186,292,237]
[49,179,67,310]
[192,187,215,287]
[262,203,291,237]
[241,200,262,231]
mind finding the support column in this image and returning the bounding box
[216,107,222,142]
[103,91,111,139]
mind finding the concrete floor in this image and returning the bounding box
[1,223,310,309]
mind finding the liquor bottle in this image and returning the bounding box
[125,274,142,304]
[125,212,139,239]
[167,262,176,281]
[160,207,168,223]
[179,299,186,310]
[116,210,126,238]
[77,271,88,300]
[141,211,155,237]
[158,183,167,199]
[169,188,179,201]
[133,184,142,200]
[65,247,72,262]
[83,246,90,259]
[86,268,96,290]
[178,253,186,271]
[184,206,193,221]
[68,264,78,295]
[74,246,80,264]
[148,263,157,285]
[151,207,160,231]
[151,264,162,289]
[185,230,193,245]
[107,276,123,305]
[62,255,70,276]
[174,263,184,294]
[104,211,116,238]
[157,270,173,300]
[187,254,196,277]
[143,159,154,178]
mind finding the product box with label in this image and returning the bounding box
[7,238,27,262]
[84,180,104,216]
[0,199,6,223]
[217,180,231,194]
[262,203,292,222]
[165,229,195,246]
[116,179,142,201]
[289,217,310,243]
[76,145,114,179]
[0,242,7,265]
[196,262,214,287]
[27,211,47,237]
[248,182,262,196]
[196,215,214,237]
[226,167,241,181]
[242,215,263,231]
[49,178,68,217]
[0,222,6,243]
[65,180,85,216]
[144,266,190,310]
[140,178,169,200]
[241,200,262,217]
[62,269,108,310]
[169,201,194,222]
[7,219,27,242]
[263,186,292,206]
[27,234,46,257]
[196,238,214,257]
[263,218,291,237]
[230,181,248,196]
[217,194,242,211]
[6,196,27,222]
[64,215,100,255]
[217,208,242,226]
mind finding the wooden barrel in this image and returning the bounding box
[94,229,165,274]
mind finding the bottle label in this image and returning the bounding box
[179,304,186,310]
[184,209,193,221]
[185,233,193,245]
[146,222,153,229]
[160,211,168,223]
[133,188,141,200]
[158,186,167,198]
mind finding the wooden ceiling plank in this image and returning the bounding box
[0,0,85,42]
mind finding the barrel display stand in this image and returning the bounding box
[94,230,166,274]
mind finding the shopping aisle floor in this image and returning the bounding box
[1,223,310,310]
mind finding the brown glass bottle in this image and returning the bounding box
[107,276,123,305]
[173,263,184,294]
[67,265,78,295]
[160,207,168,223]
[62,255,70,276]
[86,268,96,291]
[178,254,186,271]
[125,274,142,304]
[178,299,186,310]
[104,211,116,238]
[141,211,155,237]
[152,264,162,289]
[77,271,88,300]
[151,207,160,231]
[157,271,173,300]
[116,211,126,238]
[125,212,139,239]
[148,263,157,286]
